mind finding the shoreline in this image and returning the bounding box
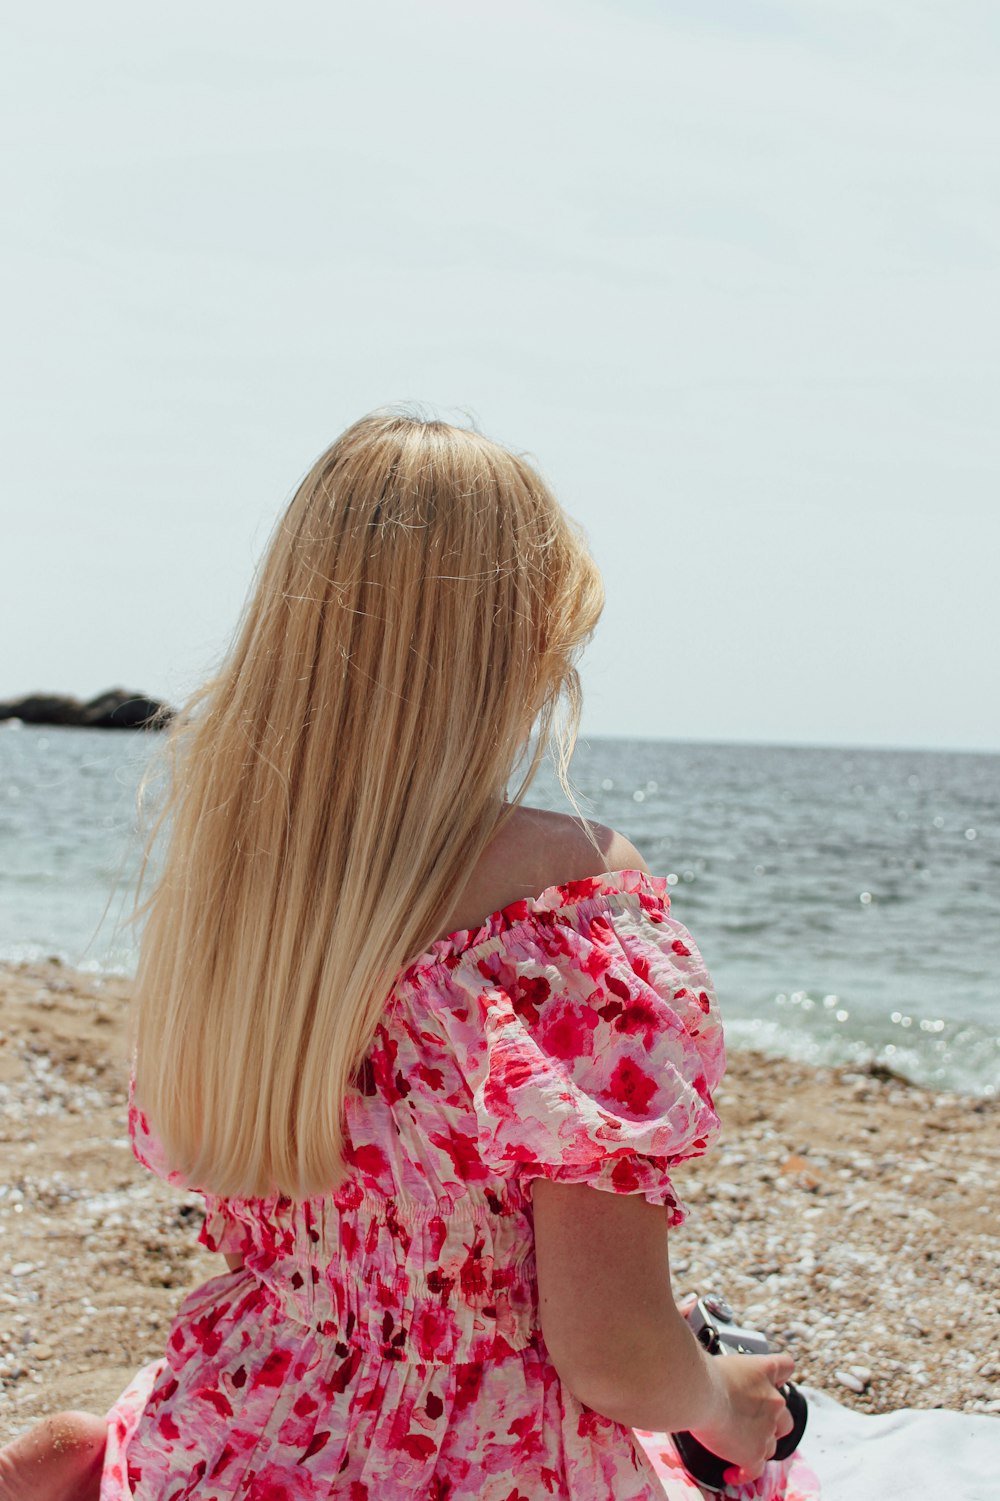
[1,958,997,1442]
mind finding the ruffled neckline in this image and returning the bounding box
[401,867,669,979]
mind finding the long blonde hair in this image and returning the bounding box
[132,412,604,1199]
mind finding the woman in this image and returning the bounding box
[1,413,815,1499]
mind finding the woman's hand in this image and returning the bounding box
[689,1352,796,1482]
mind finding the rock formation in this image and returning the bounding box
[0,689,174,729]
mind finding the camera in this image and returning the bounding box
[671,1294,809,1495]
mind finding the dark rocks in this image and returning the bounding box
[0,689,174,730]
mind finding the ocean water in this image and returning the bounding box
[1,723,997,1096]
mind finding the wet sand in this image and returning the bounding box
[1,960,997,1442]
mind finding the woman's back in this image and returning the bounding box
[107,836,735,1499]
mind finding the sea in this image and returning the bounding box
[1,723,997,1097]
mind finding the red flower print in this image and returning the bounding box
[608,1056,658,1114]
[428,1127,490,1184]
[400,1432,437,1461]
[610,1155,642,1192]
[413,1302,458,1360]
[245,1476,295,1501]
[507,1412,544,1463]
[189,1307,228,1358]
[372,1026,411,1104]
[482,1045,539,1105]
[252,1348,293,1389]
[672,937,691,957]
[577,1404,615,1439]
[195,1386,233,1419]
[453,1360,484,1411]
[538,999,599,1062]
[299,1430,331,1463]
[506,897,533,923]
[416,1062,445,1091]
[428,1214,447,1259]
[580,939,613,982]
[325,1343,362,1396]
[615,997,661,1037]
[605,973,631,1003]
[512,974,551,1025]
[343,1141,389,1183]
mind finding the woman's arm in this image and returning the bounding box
[223,1252,245,1272]
[531,1181,794,1480]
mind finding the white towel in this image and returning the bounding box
[802,1385,1000,1501]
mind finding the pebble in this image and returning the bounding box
[31,1344,53,1360]
[10,1262,35,1277]
[835,1369,867,1393]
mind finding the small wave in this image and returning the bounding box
[723,1002,999,1098]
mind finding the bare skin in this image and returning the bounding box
[532,1181,795,1480]
[0,1413,106,1501]
[0,807,794,1492]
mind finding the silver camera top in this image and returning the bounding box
[687,1293,772,1356]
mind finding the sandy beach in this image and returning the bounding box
[1,959,997,1445]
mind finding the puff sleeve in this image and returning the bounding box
[440,877,725,1227]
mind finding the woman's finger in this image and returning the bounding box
[775,1403,795,1440]
[765,1352,795,1385]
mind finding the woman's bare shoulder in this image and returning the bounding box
[441,806,649,938]
[503,806,649,882]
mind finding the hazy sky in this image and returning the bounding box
[2,1,997,750]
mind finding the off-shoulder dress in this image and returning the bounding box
[101,870,820,1500]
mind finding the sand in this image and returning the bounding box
[1,959,997,1444]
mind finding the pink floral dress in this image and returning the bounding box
[101,870,820,1500]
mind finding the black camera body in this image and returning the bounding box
[671,1294,809,1496]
